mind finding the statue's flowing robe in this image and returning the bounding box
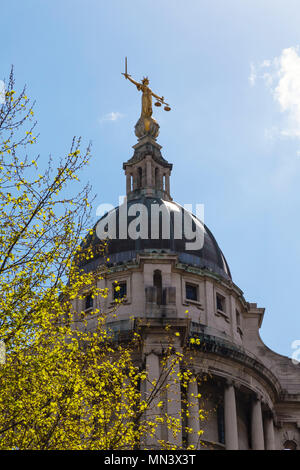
[138,85,153,118]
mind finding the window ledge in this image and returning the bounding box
[84,307,94,314]
[200,439,226,450]
[80,307,94,319]
[110,298,130,306]
[184,299,202,308]
[215,309,230,323]
[237,326,243,336]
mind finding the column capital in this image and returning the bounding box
[225,378,239,389]
[252,391,263,402]
[264,407,275,420]
[144,349,160,358]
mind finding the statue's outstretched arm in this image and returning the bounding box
[123,73,141,89]
[151,90,168,105]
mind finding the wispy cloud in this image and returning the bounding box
[0,80,5,104]
[264,126,279,141]
[250,46,300,140]
[248,62,257,87]
[99,111,124,123]
[273,47,300,138]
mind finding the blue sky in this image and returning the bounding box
[1,0,300,357]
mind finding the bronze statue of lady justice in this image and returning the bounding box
[122,57,171,139]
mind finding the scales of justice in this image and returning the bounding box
[122,57,171,140]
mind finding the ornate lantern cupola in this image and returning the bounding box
[122,60,173,201]
[123,136,173,201]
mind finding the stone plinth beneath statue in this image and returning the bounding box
[135,116,160,140]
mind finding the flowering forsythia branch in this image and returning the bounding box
[0,69,205,450]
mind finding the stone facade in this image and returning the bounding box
[75,133,300,450]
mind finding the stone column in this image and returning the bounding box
[146,157,152,188]
[126,173,131,194]
[165,171,170,195]
[187,378,201,449]
[154,167,162,191]
[141,165,145,188]
[145,352,161,448]
[159,169,163,192]
[166,355,182,447]
[264,411,275,450]
[224,381,239,450]
[132,168,138,191]
[251,396,265,450]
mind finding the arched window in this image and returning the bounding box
[283,440,297,450]
[153,269,162,305]
[85,293,93,310]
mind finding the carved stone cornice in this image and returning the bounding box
[188,330,282,398]
[123,137,172,170]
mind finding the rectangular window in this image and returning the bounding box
[186,283,198,302]
[113,281,127,300]
[85,293,93,310]
[216,293,226,312]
